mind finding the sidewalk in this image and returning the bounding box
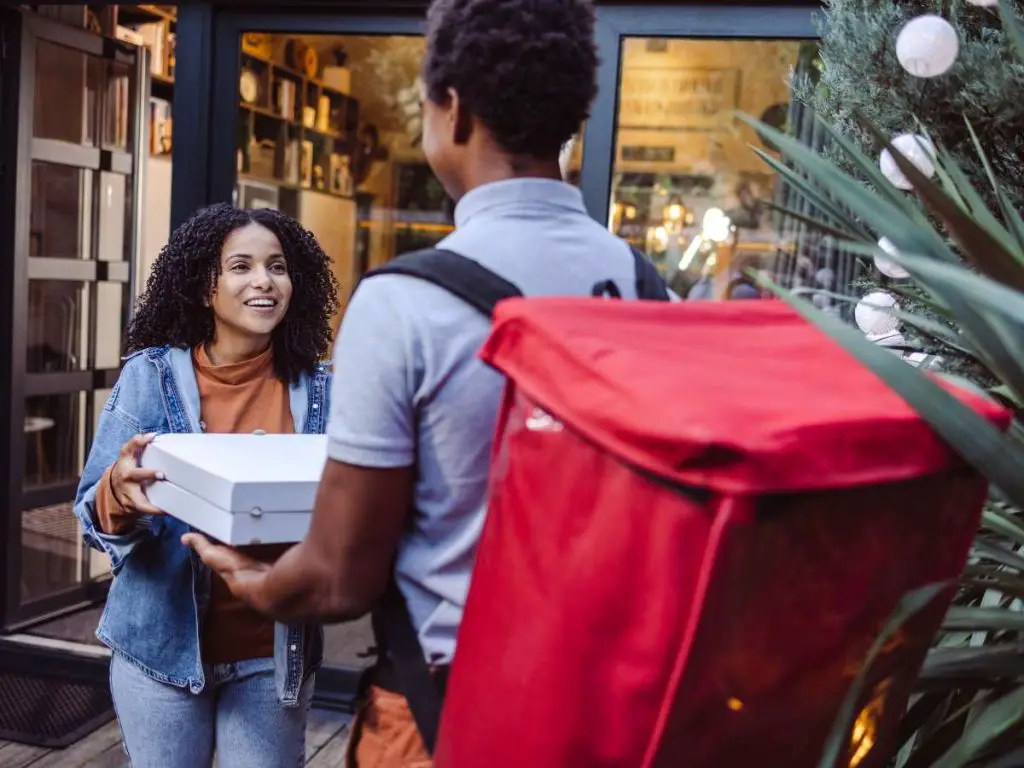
[0,708,350,768]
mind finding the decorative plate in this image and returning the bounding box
[240,69,259,104]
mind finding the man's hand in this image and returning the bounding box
[182,533,271,609]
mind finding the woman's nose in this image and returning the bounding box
[250,268,272,288]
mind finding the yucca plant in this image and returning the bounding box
[740,2,1024,765]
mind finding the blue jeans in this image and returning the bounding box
[110,652,313,767]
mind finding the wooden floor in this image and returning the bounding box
[0,707,351,767]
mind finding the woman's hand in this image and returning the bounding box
[109,433,165,516]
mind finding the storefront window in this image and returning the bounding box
[610,38,816,300]
[233,33,447,329]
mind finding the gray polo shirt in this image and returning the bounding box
[326,178,639,662]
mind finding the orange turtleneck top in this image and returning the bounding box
[95,344,293,664]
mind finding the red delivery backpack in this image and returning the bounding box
[432,299,1008,768]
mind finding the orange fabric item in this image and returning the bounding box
[346,686,433,768]
[192,343,293,664]
[95,464,134,535]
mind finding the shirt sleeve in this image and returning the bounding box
[326,277,418,468]
[94,464,136,535]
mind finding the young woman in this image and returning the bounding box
[73,203,338,767]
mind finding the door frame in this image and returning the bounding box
[3,11,147,629]
[580,4,820,223]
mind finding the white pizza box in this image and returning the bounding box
[146,480,311,545]
[140,433,328,513]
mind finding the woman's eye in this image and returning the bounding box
[230,263,248,272]
[271,263,288,274]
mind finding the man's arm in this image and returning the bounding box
[185,279,419,622]
[249,461,413,622]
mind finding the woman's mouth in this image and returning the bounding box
[244,298,279,313]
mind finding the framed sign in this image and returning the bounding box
[618,67,741,132]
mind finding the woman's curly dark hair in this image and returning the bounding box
[126,203,338,383]
[422,0,598,159]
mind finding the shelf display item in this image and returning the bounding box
[239,68,259,104]
[323,66,351,95]
[316,94,331,133]
[276,79,296,120]
[300,140,314,187]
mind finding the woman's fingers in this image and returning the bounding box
[121,466,164,485]
[123,484,164,516]
[121,432,157,461]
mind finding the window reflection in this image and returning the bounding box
[610,38,815,300]
[234,34,451,329]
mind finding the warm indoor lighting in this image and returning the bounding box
[667,201,683,222]
[849,680,889,767]
[702,207,734,243]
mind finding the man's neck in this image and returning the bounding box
[457,155,563,199]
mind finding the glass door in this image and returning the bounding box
[581,5,819,299]
[3,14,146,628]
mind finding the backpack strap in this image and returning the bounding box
[363,248,523,317]
[369,581,445,754]
[630,246,671,301]
[359,247,521,755]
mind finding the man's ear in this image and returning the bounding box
[450,87,473,146]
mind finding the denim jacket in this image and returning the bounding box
[73,346,330,706]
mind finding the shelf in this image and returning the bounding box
[241,49,306,80]
[150,72,174,99]
[303,125,347,142]
[242,101,289,121]
[237,172,356,202]
[240,103,351,142]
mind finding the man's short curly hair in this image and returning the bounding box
[422,0,598,158]
[126,203,338,384]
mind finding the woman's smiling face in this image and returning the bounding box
[208,222,293,344]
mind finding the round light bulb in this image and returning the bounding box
[896,15,959,78]
[880,134,936,190]
[855,291,900,336]
[875,238,911,279]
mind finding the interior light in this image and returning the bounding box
[702,207,734,243]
